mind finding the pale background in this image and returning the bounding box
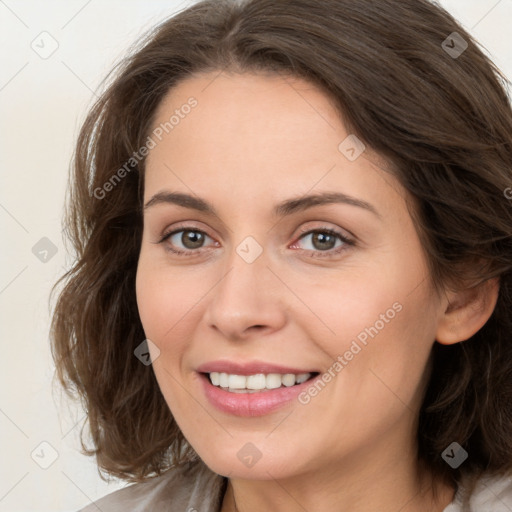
[0,1,510,511]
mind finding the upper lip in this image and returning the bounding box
[196,360,318,376]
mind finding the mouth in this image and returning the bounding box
[197,370,322,417]
[202,371,320,393]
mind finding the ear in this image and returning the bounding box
[436,277,499,345]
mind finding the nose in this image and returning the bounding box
[203,243,288,341]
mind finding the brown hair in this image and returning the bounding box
[50,0,512,504]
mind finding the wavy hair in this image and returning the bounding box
[50,0,512,505]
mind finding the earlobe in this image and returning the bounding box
[435,277,500,345]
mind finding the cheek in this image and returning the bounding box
[135,250,215,387]
[295,254,437,397]
[136,262,166,340]
[135,254,192,354]
[288,266,405,354]
[135,258,198,413]
[136,239,180,321]
[334,285,436,415]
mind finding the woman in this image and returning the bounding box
[51,0,512,510]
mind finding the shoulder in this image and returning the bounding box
[444,471,512,511]
[76,458,227,512]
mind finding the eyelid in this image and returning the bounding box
[294,223,354,241]
[155,222,216,247]
[156,220,213,240]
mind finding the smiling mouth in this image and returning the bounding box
[202,371,320,393]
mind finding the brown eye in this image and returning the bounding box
[309,231,338,251]
[290,227,356,259]
[295,228,352,252]
[179,230,206,249]
[158,228,215,255]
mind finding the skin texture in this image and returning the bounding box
[135,71,499,512]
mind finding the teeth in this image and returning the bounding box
[281,374,296,386]
[208,372,313,392]
[295,373,310,384]
[228,374,247,389]
[247,374,266,389]
[266,373,282,389]
[219,373,229,388]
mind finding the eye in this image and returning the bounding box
[291,227,354,258]
[155,225,355,259]
[156,227,217,256]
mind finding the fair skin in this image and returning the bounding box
[135,71,498,512]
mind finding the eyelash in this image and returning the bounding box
[155,224,355,259]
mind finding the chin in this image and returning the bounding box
[195,440,301,480]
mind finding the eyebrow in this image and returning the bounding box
[143,190,380,218]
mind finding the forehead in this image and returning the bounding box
[149,71,342,156]
[144,71,402,215]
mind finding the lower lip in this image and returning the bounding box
[198,372,320,417]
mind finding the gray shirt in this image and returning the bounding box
[77,459,512,511]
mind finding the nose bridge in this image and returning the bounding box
[204,233,286,337]
[217,235,271,308]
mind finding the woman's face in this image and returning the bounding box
[136,71,445,480]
